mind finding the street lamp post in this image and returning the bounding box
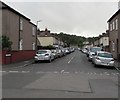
[36,20,42,51]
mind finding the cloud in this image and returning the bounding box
[2,0,120,2]
[4,2,118,37]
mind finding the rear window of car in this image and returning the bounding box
[37,51,47,54]
[98,53,113,58]
[90,47,102,52]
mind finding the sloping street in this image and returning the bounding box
[2,50,118,98]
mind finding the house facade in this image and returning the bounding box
[93,31,109,52]
[37,28,62,47]
[94,37,100,47]
[99,31,109,51]
[2,2,36,51]
[1,2,37,64]
[83,41,92,49]
[108,9,120,59]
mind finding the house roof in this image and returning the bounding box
[38,28,51,37]
[107,9,120,22]
[1,1,30,21]
[30,22,37,27]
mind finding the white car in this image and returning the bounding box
[92,51,114,67]
[51,49,58,59]
[34,50,54,63]
[82,48,87,54]
[88,47,102,61]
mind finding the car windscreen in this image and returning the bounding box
[90,48,101,52]
[37,51,47,54]
[98,53,113,58]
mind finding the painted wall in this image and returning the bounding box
[0,50,35,64]
[37,37,54,46]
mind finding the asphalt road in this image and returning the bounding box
[2,50,119,98]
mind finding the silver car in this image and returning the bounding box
[92,51,114,67]
[34,50,54,63]
[51,49,58,59]
[88,47,102,61]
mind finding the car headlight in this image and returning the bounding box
[34,56,38,59]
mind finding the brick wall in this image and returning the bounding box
[0,50,36,64]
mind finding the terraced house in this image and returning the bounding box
[1,2,37,64]
[37,28,65,47]
[108,9,120,60]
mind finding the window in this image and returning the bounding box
[19,39,23,50]
[110,24,112,31]
[112,41,115,52]
[32,27,35,35]
[32,43,35,50]
[98,53,113,58]
[112,21,115,30]
[20,19,23,31]
[115,19,118,30]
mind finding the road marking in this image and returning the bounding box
[68,56,74,64]
[106,73,110,75]
[63,72,69,74]
[46,72,52,73]
[112,73,117,76]
[21,71,30,73]
[0,71,6,73]
[61,70,64,73]
[9,71,19,73]
[75,72,78,74]
[23,64,29,67]
[116,73,119,75]
[54,71,58,73]
[104,72,108,74]
[36,72,45,74]
[80,72,84,74]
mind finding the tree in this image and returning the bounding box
[0,35,12,50]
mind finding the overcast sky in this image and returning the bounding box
[2,0,119,37]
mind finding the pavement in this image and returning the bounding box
[114,60,120,72]
[2,59,34,69]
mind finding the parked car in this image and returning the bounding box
[70,48,75,52]
[78,48,81,51]
[88,47,102,61]
[86,47,90,57]
[61,48,66,56]
[82,48,87,54]
[56,49,64,57]
[65,48,70,54]
[92,51,114,67]
[34,50,54,63]
[51,49,58,59]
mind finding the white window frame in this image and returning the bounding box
[19,39,23,50]
[32,43,35,50]
[110,24,112,31]
[32,26,35,36]
[115,19,118,30]
[112,41,115,52]
[20,19,23,31]
[112,21,115,30]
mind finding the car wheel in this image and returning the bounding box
[48,57,52,63]
[94,64,97,67]
[88,58,91,62]
[34,60,38,63]
[91,60,94,64]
